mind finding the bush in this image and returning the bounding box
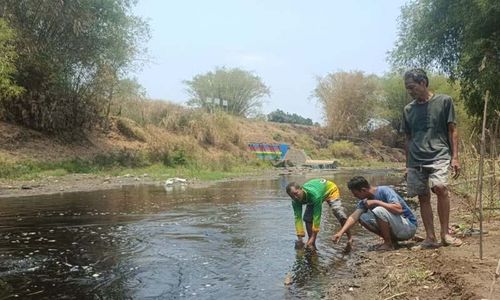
[115,117,147,142]
[329,140,363,159]
[93,150,149,168]
[367,125,401,148]
[161,149,189,167]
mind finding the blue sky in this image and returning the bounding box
[133,0,407,124]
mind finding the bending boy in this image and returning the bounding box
[333,176,417,251]
[286,178,352,250]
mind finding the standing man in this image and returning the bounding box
[403,68,462,248]
[286,178,352,250]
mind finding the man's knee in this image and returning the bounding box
[371,206,390,222]
[431,184,447,196]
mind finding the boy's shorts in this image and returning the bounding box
[407,160,449,197]
[359,207,416,241]
[303,198,347,225]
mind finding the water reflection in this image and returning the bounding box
[0,169,403,299]
[291,248,320,285]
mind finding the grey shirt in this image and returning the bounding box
[403,94,456,167]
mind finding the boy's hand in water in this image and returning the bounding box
[332,232,342,243]
[305,238,317,251]
[295,239,304,249]
[305,243,316,251]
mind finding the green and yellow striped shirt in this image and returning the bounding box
[292,178,340,236]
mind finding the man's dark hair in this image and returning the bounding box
[404,68,429,87]
[286,182,300,197]
[347,176,370,191]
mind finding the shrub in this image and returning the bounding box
[161,149,189,167]
[93,150,149,168]
[115,117,147,142]
[329,140,363,159]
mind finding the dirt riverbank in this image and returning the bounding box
[327,192,500,300]
[0,168,291,198]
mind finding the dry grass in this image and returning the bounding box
[451,138,500,226]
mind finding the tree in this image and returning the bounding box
[315,71,378,137]
[389,0,500,123]
[378,73,408,132]
[0,0,149,133]
[0,18,23,103]
[111,78,148,124]
[267,109,313,125]
[184,67,270,117]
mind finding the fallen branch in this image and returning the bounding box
[383,292,407,300]
[379,283,389,292]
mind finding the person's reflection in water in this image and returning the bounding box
[289,244,320,288]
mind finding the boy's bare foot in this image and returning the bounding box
[369,243,394,251]
[376,243,395,251]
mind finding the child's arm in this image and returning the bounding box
[292,200,305,238]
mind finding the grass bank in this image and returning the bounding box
[0,153,273,182]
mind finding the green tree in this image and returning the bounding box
[315,71,378,137]
[0,0,149,133]
[390,0,499,123]
[0,18,23,103]
[184,67,270,117]
[111,78,148,124]
[379,73,408,132]
[267,109,313,125]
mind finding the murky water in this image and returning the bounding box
[0,170,403,299]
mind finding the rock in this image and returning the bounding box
[284,272,293,285]
[164,177,187,186]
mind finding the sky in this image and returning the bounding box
[133,0,408,124]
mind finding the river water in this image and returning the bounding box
[0,170,403,299]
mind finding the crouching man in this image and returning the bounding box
[333,176,417,251]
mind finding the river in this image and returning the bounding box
[0,170,403,299]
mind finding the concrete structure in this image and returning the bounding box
[283,148,309,165]
[302,159,338,169]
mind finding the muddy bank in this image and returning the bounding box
[0,168,306,198]
[327,194,500,300]
[0,171,268,198]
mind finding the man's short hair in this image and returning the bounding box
[347,176,370,191]
[404,68,429,87]
[286,182,300,197]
